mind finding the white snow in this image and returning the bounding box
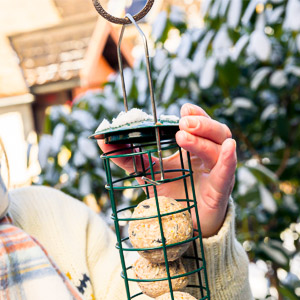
[78,137,99,159]
[230,35,250,61]
[153,49,168,71]
[169,6,185,25]
[111,108,153,127]
[296,34,300,52]
[201,0,213,17]
[192,30,215,73]
[95,108,154,133]
[95,108,180,133]
[266,5,284,24]
[199,57,217,89]
[232,98,254,109]
[250,67,272,90]
[261,104,278,121]
[237,167,257,195]
[116,68,133,99]
[96,119,111,132]
[249,261,269,299]
[38,135,53,169]
[51,124,66,154]
[220,0,230,17]
[248,30,272,61]
[161,72,175,103]
[242,0,267,25]
[79,173,92,196]
[286,65,300,77]
[210,0,222,19]
[177,33,192,58]
[73,150,87,167]
[71,110,97,130]
[171,57,192,78]
[259,183,277,213]
[159,114,179,122]
[212,25,232,64]
[227,0,242,28]
[152,11,167,41]
[283,0,300,31]
[269,70,288,88]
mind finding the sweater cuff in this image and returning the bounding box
[202,198,253,300]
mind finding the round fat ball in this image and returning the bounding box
[156,292,197,300]
[133,256,188,298]
[128,196,193,263]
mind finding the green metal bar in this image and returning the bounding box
[179,147,204,294]
[105,173,190,190]
[121,266,204,282]
[109,168,190,186]
[147,152,174,300]
[139,146,150,198]
[178,147,190,205]
[113,205,195,221]
[102,143,178,159]
[116,231,199,251]
[114,199,194,213]
[105,158,132,299]
[130,292,143,299]
[187,151,210,299]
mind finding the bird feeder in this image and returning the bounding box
[90,1,210,299]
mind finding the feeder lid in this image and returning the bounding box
[89,111,179,144]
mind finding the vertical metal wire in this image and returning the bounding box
[187,152,210,298]
[117,24,138,174]
[138,146,150,198]
[148,151,174,300]
[117,24,128,112]
[117,13,164,180]
[179,148,204,295]
[105,157,132,299]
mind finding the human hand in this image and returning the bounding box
[98,103,236,237]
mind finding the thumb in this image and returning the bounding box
[209,138,237,196]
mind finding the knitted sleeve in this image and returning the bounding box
[85,207,151,300]
[201,199,253,300]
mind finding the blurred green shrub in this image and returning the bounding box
[38,1,300,298]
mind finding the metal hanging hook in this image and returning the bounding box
[92,0,154,25]
[92,1,165,181]
[117,13,164,180]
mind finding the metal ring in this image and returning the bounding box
[92,0,154,25]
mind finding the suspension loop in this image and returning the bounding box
[92,0,154,25]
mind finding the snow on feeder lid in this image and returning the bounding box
[90,108,179,144]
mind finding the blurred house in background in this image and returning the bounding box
[0,0,201,187]
[9,0,134,134]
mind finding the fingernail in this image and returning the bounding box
[184,118,198,129]
[177,130,190,142]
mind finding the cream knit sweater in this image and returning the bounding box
[7,185,253,300]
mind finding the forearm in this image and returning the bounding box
[202,199,253,300]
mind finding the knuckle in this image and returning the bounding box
[197,138,209,152]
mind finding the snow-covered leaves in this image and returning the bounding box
[199,57,217,89]
[227,0,242,28]
[283,0,300,31]
[248,30,272,61]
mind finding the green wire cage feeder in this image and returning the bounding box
[91,1,210,299]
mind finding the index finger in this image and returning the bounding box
[180,103,211,118]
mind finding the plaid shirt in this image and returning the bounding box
[0,215,84,300]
